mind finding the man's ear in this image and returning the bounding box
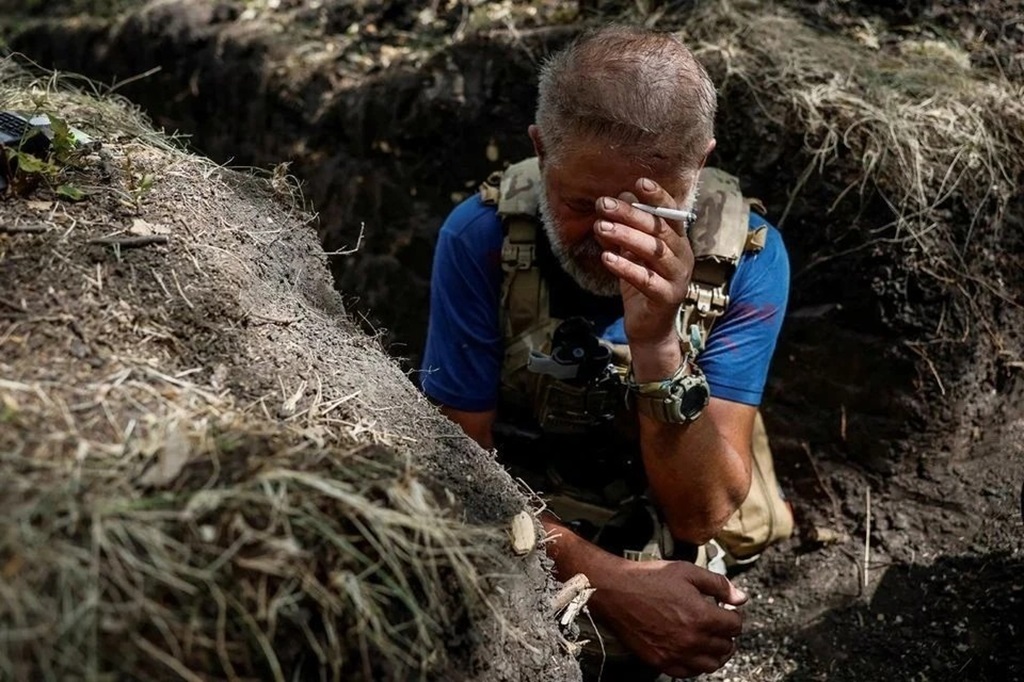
[700,138,717,169]
[528,124,546,168]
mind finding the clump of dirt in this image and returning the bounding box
[0,59,580,681]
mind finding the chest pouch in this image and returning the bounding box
[526,317,626,435]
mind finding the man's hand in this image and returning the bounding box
[592,558,747,678]
[594,176,695,380]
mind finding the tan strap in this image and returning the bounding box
[497,157,542,217]
[501,218,537,273]
[499,216,548,339]
[502,266,548,340]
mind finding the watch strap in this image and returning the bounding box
[627,360,710,424]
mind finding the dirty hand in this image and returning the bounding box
[596,558,747,678]
[594,177,695,356]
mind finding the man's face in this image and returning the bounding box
[537,139,692,297]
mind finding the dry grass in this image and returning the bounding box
[673,2,1020,289]
[0,57,519,681]
[0,382,497,681]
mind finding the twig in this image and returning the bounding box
[905,342,947,396]
[248,311,300,325]
[88,235,169,249]
[584,606,606,682]
[863,486,871,594]
[132,636,204,682]
[0,224,49,234]
[550,573,591,616]
[107,65,163,94]
[171,268,194,309]
[322,222,365,256]
[802,441,841,521]
[151,269,171,299]
[0,298,27,313]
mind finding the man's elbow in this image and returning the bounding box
[666,473,751,545]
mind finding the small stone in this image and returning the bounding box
[509,511,536,556]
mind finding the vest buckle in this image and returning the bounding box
[502,242,535,271]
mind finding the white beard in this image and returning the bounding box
[536,176,700,298]
[537,188,621,297]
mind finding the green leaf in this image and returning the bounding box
[13,151,52,175]
[56,184,87,201]
[49,114,70,140]
[48,115,76,158]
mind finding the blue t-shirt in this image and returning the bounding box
[420,195,789,411]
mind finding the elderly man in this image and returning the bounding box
[420,25,791,679]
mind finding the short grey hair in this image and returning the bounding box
[536,26,717,175]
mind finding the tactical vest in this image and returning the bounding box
[480,157,766,421]
[479,157,792,564]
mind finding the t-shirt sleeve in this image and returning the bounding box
[698,218,790,406]
[419,198,505,412]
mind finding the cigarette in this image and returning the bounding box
[631,202,696,223]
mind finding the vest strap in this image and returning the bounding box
[502,218,537,272]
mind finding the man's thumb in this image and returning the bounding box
[691,567,748,606]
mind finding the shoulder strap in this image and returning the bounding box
[680,167,768,356]
[478,157,550,340]
[497,157,542,217]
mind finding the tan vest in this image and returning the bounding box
[479,158,792,563]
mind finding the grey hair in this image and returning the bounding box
[535,26,717,174]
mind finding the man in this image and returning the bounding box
[420,26,790,679]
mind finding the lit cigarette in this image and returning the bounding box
[631,202,696,224]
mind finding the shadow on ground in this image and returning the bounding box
[784,551,1024,681]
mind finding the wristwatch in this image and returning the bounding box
[625,359,710,424]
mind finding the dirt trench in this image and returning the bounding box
[0,55,581,682]
[4,0,1024,679]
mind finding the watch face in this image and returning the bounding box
[680,382,710,419]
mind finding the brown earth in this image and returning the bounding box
[0,65,580,681]
[2,0,1023,680]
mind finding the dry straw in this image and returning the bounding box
[0,57,513,681]
[682,1,1024,317]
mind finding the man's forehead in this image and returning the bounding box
[549,143,689,195]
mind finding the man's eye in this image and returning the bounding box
[564,200,593,213]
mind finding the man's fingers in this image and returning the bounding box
[703,602,744,638]
[634,177,675,209]
[689,567,749,606]
[664,652,733,678]
[596,196,682,246]
[602,251,675,304]
[595,220,683,281]
[696,630,738,659]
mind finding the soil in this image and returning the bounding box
[0,81,579,680]
[3,1,1023,680]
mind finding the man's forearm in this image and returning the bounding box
[639,413,749,544]
[541,515,628,619]
[630,340,750,544]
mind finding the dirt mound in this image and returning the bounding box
[0,60,579,681]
